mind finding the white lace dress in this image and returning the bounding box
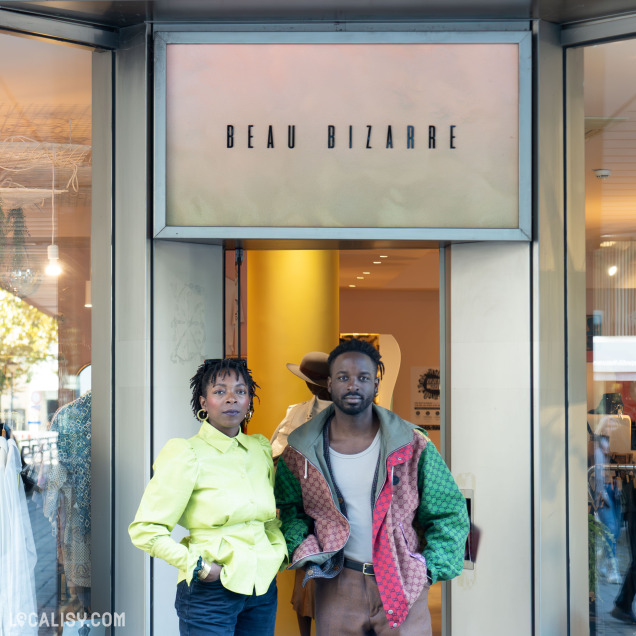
[1,438,38,635]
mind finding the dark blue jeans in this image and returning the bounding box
[175,577,277,636]
[598,483,622,557]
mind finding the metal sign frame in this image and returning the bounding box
[153,26,532,243]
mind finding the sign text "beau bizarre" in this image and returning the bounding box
[226,124,458,149]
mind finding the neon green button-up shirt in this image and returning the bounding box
[129,423,288,595]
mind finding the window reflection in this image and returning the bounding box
[585,39,636,633]
[0,32,92,634]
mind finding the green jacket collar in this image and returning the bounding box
[286,403,420,505]
[287,403,416,456]
[287,404,417,465]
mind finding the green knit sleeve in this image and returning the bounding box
[416,441,470,584]
[274,455,314,558]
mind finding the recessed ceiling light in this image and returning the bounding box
[608,265,618,276]
[362,271,370,275]
[357,276,364,280]
[373,261,381,264]
[349,284,356,288]
[379,255,388,258]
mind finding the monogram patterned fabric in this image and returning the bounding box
[415,433,472,583]
[277,448,349,564]
[372,438,428,626]
[274,407,469,630]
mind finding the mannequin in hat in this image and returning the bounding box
[270,352,332,461]
[271,352,332,636]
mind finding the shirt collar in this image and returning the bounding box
[197,422,249,452]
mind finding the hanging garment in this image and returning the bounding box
[0,437,9,636]
[2,438,38,636]
[43,391,91,588]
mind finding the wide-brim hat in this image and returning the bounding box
[287,351,330,388]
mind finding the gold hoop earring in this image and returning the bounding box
[197,409,209,422]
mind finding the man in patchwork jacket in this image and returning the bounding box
[274,338,469,634]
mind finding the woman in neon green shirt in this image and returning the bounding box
[129,358,288,635]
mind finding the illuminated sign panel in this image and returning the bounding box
[157,35,530,238]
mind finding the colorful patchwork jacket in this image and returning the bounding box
[274,404,469,629]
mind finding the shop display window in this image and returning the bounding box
[0,32,93,634]
[584,39,636,633]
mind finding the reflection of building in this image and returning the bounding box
[2,388,59,432]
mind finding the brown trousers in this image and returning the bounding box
[291,568,315,618]
[314,567,432,635]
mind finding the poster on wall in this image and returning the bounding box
[411,366,441,430]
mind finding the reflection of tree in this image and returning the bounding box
[0,288,57,396]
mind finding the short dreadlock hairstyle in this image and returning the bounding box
[189,358,260,419]
[327,338,385,380]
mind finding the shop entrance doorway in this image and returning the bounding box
[150,238,534,636]
[223,246,443,636]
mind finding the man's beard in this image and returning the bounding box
[332,392,374,416]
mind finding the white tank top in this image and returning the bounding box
[329,431,381,563]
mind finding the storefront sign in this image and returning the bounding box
[155,34,531,239]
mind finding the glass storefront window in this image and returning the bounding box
[0,32,92,634]
[585,39,636,634]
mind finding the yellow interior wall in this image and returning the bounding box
[247,250,339,636]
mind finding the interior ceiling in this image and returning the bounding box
[585,38,636,248]
[0,32,91,316]
[339,249,439,291]
[2,0,636,26]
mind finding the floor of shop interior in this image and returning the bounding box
[27,491,58,636]
[593,526,636,636]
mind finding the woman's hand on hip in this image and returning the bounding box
[202,562,223,582]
